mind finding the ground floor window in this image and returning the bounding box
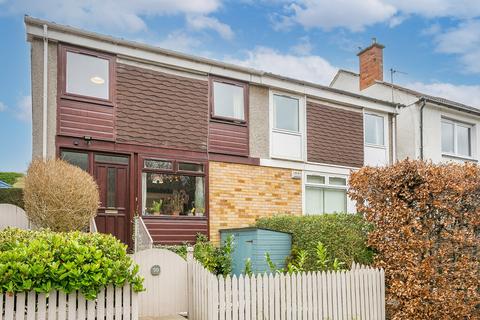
[305,173,347,214]
[142,159,206,217]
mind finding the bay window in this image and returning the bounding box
[441,118,472,157]
[142,159,206,217]
[305,174,347,214]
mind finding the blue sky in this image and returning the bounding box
[1,0,480,172]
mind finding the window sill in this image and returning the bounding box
[142,215,208,220]
[365,143,386,149]
[441,153,478,162]
[60,93,114,107]
[210,116,247,126]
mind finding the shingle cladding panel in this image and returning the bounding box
[307,101,364,167]
[116,63,209,151]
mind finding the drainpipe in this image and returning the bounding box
[392,105,399,163]
[419,98,427,160]
[42,24,48,160]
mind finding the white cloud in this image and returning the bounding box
[405,82,480,108]
[16,95,32,122]
[154,31,202,53]
[291,36,313,55]
[186,15,234,40]
[2,0,223,33]
[226,47,338,85]
[389,0,480,20]
[0,101,7,112]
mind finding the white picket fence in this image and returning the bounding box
[189,260,385,320]
[0,284,138,319]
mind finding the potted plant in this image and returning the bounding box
[150,200,163,215]
[171,190,189,215]
[195,207,205,217]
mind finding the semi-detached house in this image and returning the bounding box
[25,17,398,247]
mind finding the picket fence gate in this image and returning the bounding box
[0,284,138,319]
[189,260,385,320]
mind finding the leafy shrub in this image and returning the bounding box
[194,234,233,275]
[256,214,373,270]
[0,188,24,208]
[349,160,480,319]
[0,172,24,186]
[0,228,144,300]
[24,159,99,231]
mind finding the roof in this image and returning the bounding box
[24,16,401,111]
[335,69,480,116]
[0,180,12,189]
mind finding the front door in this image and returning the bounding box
[94,154,130,246]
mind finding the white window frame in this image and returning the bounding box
[364,112,387,148]
[441,117,473,158]
[303,172,348,215]
[269,90,306,161]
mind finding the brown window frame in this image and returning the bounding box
[210,76,249,125]
[58,44,116,106]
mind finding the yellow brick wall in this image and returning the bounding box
[209,161,302,243]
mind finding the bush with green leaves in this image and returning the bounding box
[194,234,233,275]
[0,172,24,186]
[256,214,374,270]
[0,228,144,300]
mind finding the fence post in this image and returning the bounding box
[187,246,194,320]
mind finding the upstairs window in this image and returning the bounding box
[273,94,299,132]
[441,118,472,157]
[364,113,384,146]
[211,79,247,122]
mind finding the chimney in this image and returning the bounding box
[357,38,385,90]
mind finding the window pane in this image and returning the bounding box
[66,51,109,99]
[441,121,454,153]
[107,167,116,208]
[142,173,205,216]
[61,151,88,171]
[213,81,245,120]
[329,177,347,186]
[365,114,384,145]
[324,189,346,213]
[144,159,173,170]
[95,154,129,165]
[305,187,323,215]
[457,125,471,156]
[274,95,299,132]
[306,175,325,184]
[179,162,204,172]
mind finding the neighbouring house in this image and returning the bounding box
[0,180,12,189]
[330,39,480,163]
[25,17,398,246]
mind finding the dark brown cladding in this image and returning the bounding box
[143,217,208,245]
[307,101,364,168]
[116,63,209,152]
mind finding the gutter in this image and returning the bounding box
[419,98,427,160]
[42,24,48,159]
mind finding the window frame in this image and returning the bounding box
[140,156,207,219]
[59,44,116,106]
[364,112,386,147]
[209,76,249,124]
[303,172,348,215]
[269,90,306,161]
[441,117,473,158]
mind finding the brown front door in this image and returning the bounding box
[94,154,130,246]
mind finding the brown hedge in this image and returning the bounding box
[349,160,480,319]
[24,159,99,231]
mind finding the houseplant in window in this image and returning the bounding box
[150,200,163,216]
[171,190,189,215]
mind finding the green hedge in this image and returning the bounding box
[0,228,144,299]
[0,188,24,208]
[255,214,374,270]
[0,172,23,186]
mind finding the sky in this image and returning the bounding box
[1,0,480,172]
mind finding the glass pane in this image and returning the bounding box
[306,175,325,184]
[305,187,323,215]
[441,121,454,153]
[95,154,129,165]
[179,162,204,172]
[324,189,346,213]
[60,151,88,171]
[66,51,109,99]
[142,173,205,216]
[274,95,299,132]
[365,114,384,145]
[213,81,245,120]
[329,177,347,186]
[107,167,116,208]
[144,159,173,170]
[457,125,471,156]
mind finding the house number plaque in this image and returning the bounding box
[150,265,161,276]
